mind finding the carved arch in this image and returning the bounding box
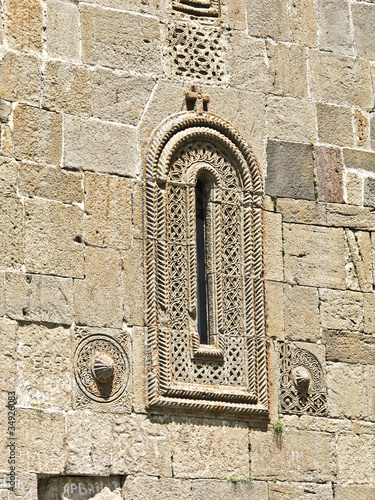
[145,111,268,415]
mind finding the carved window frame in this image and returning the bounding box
[145,112,268,416]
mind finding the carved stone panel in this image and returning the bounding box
[172,0,220,18]
[145,111,267,416]
[279,341,327,416]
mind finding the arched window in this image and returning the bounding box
[145,112,268,416]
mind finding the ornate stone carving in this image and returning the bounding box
[279,342,327,416]
[145,111,267,415]
[74,330,131,412]
[172,0,220,18]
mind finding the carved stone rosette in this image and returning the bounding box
[73,330,131,412]
[145,111,268,416]
[279,342,327,416]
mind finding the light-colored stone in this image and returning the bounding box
[131,327,146,412]
[366,364,375,423]
[0,318,17,391]
[122,476,193,500]
[24,198,84,278]
[363,177,375,208]
[267,42,308,98]
[323,329,375,365]
[263,211,283,281]
[265,280,284,340]
[0,195,24,270]
[13,104,62,166]
[276,198,327,225]
[5,272,74,325]
[0,156,18,197]
[288,0,318,47]
[364,293,375,334]
[316,103,353,147]
[246,0,290,41]
[64,115,138,176]
[0,100,11,124]
[74,246,123,328]
[284,224,346,289]
[345,170,363,206]
[284,285,320,342]
[191,479,268,500]
[352,3,375,61]
[354,109,369,149]
[269,481,333,500]
[345,229,372,292]
[84,172,133,249]
[317,0,353,56]
[42,60,92,117]
[266,97,316,143]
[122,239,144,327]
[3,0,43,53]
[336,433,375,483]
[46,0,80,61]
[344,148,375,174]
[0,51,41,105]
[227,0,247,30]
[335,485,375,500]
[81,4,162,73]
[38,476,122,500]
[16,323,72,410]
[326,203,375,230]
[320,289,363,331]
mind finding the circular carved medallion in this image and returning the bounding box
[74,334,129,403]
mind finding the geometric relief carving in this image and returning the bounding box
[73,329,131,412]
[279,342,327,416]
[145,111,268,415]
[172,0,220,17]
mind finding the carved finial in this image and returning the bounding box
[291,366,311,392]
[91,352,115,383]
[185,84,210,114]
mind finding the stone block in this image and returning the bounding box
[0,156,18,197]
[112,414,172,476]
[364,293,375,334]
[227,0,247,30]
[371,113,375,150]
[250,429,334,482]
[323,330,375,365]
[131,327,146,412]
[265,280,284,340]
[0,123,14,158]
[0,100,11,124]
[335,485,375,500]
[13,104,62,166]
[226,32,271,93]
[345,229,372,292]
[81,5,162,73]
[315,146,344,203]
[64,115,138,177]
[16,409,66,474]
[316,103,353,148]
[170,418,249,479]
[42,60,92,117]
[74,246,123,328]
[0,318,17,391]
[263,211,283,281]
[5,272,74,325]
[266,42,308,98]
[16,323,72,410]
[0,51,41,105]
[19,162,82,204]
[46,0,80,61]
[326,203,375,230]
[352,3,375,61]
[269,481,333,500]
[84,172,133,249]
[288,0,317,47]
[284,224,346,289]
[316,0,353,56]
[309,50,372,109]
[345,170,363,206]
[266,141,315,200]
[276,198,327,225]
[246,0,290,41]
[320,289,363,331]
[336,433,375,483]
[92,68,154,126]
[284,285,320,342]
[364,177,375,208]
[3,0,43,53]
[190,479,268,500]
[344,148,375,175]
[366,364,375,422]
[354,109,368,149]
[122,239,144,327]
[123,477,192,500]
[0,195,24,270]
[25,198,84,278]
[267,97,316,143]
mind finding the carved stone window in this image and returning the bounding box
[145,112,268,415]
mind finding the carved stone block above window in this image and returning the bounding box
[172,0,221,18]
[145,111,268,416]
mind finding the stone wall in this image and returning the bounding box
[0,0,375,499]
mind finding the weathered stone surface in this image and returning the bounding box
[64,115,138,176]
[316,103,353,148]
[250,430,334,482]
[335,485,375,500]
[263,211,283,281]
[336,433,375,483]
[276,198,327,225]
[39,476,123,500]
[3,0,43,53]
[0,51,41,105]
[309,50,372,109]
[0,156,18,197]
[123,477,192,500]
[24,198,84,278]
[13,104,62,166]
[0,195,24,270]
[0,273,5,318]
[364,177,375,208]
[345,170,363,206]
[354,109,368,149]
[190,479,268,500]
[92,68,154,126]
[0,318,17,391]
[267,97,316,143]
[364,293,375,334]
[42,60,92,116]
[284,285,320,342]
[284,224,346,289]
[19,162,82,204]
[345,229,372,292]
[315,146,344,203]
[227,0,247,30]
[170,418,249,479]
[352,3,375,61]
[268,481,333,500]
[122,239,144,327]
[46,0,80,61]
[288,0,317,47]
[323,329,375,365]
[84,172,132,249]
[81,5,162,73]
[317,0,353,56]
[74,246,123,328]
[366,364,375,423]
[131,327,146,412]
[16,323,72,410]
[267,42,308,98]
[265,280,284,340]
[266,141,315,200]
[5,272,73,324]
[326,203,375,230]
[320,289,363,331]
[344,148,375,174]
[371,113,375,150]
[246,0,290,41]
[0,100,11,124]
